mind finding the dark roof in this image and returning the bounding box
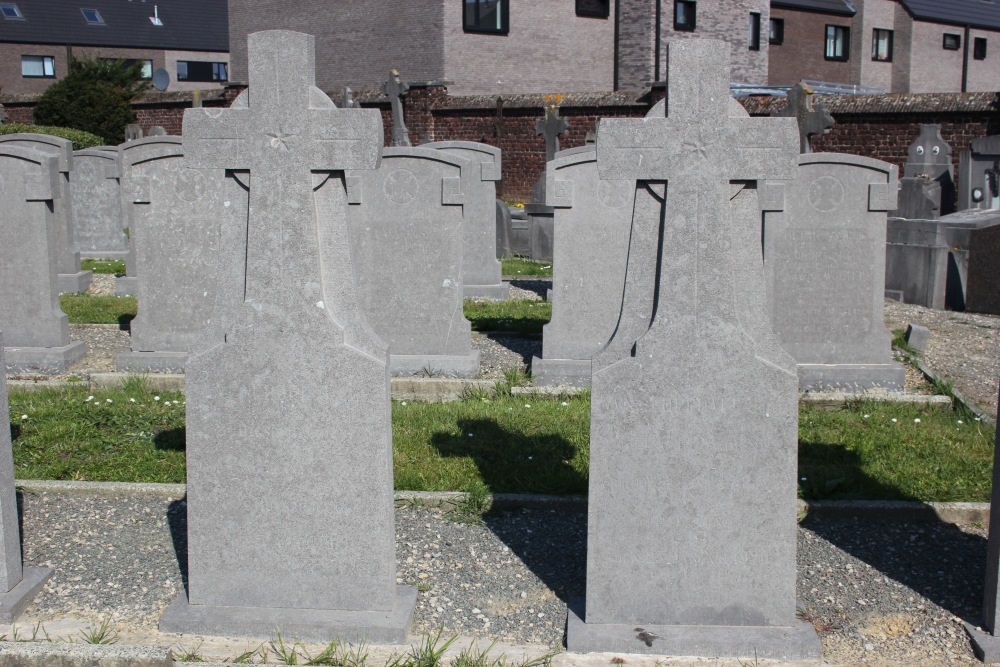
[771,0,856,16]
[0,0,227,52]
[898,0,1000,31]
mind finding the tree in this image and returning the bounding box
[33,57,148,145]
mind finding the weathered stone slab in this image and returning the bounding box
[0,134,91,293]
[70,148,128,259]
[344,147,479,377]
[572,40,818,659]
[885,218,950,309]
[158,29,414,642]
[764,153,905,392]
[531,147,633,386]
[0,145,86,373]
[965,213,1000,315]
[959,135,1000,211]
[115,138,248,372]
[423,141,509,299]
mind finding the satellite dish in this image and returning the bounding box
[151,68,169,91]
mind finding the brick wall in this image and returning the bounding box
[768,7,853,86]
[663,0,770,85]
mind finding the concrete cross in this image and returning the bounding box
[382,69,412,147]
[340,87,358,109]
[536,106,569,162]
[773,83,833,153]
[182,30,382,307]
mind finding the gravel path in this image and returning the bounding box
[15,491,989,664]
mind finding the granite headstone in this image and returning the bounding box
[903,124,955,216]
[959,135,1000,211]
[70,148,128,259]
[885,217,950,309]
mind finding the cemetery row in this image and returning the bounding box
[1,29,999,661]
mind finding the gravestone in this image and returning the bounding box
[340,87,358,109]
[344,147,479,377]
[125,124,143,142]
[885,218,950,309]
[0,145,87,373]
[960,210,1000,315]
[893,176,941,220]
[569,40,819,659]
[522,107,570,262]
[903,124,955,216]
[0,134,91,293]
[70,148,128,259]
[382,69,411,147]
[158,30,415,642]
[764,153,905,391]
[495,199,512,259]
[147,126,168,136]
[116,137,248,372]
[0,334,54,621]
[423,141,509,299]
[771,82,834,154]
[959,135,1000,211]
[531,147,634,386]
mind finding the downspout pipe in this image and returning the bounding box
[961,24,970,92]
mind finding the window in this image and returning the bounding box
[81,8,103,24]
[576,0,609,18]
[974,37,987,60]
[769,18,784,45]
[21,55,54,78]
[943,33,961,50]
[674,0,695,31]
[872,28,893,61]
[0,3,22,19]
[176,61,228,82]
[463,0,508,34]
[748,13,761,50]
[101,58,153,79]
[825,24,849,61]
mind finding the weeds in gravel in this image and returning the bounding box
[388,630,458,667]
[59,293,136,327]
[79,617,117,644]
[464,299,550,335]
[173,641,206,661]
[4,621,51,642]
[80,258,126,275]
[225,644,266,663]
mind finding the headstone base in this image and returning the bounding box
[58,271,93,295]
[80,251,129,261]
[116,351,188,373]
[463,282,511,300]
[0,567,54,623]
[390,351,480,379]
[798,363,906,392]
[115,277,137,297]
[964,621,1000,663]
[530,357,591,387]
[159,585,417,644]
[4,342,87,374]
[566,600,821,660]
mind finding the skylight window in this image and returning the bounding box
[1,3,24,20]
[81,8,104,25]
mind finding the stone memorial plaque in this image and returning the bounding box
[568,40,819,660]
[116,138,248,372]
[344,147,479,377]
[423,141,509,299]
[764,153,905,391]
[70,148,128,259]
[531,147,634,386]
[0,134,91,293]
[0,145,87,373]
[158,30,415,642]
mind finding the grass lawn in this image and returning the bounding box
[501,257,552,276]
[464,299,551,334]
[59,294,136,327]
[81,259,126,275]
[8,385,994,503]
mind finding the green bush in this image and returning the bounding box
[32,57,147,145]
[0,124,104,150]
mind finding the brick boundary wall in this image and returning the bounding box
[2,86,996,201]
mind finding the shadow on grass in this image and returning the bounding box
[9,423,21,441]
[798,440,916,501]
[154,427,186,452]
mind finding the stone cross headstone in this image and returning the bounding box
[567,40,819,660]
[0,145,87,373]
[531,147,634,387]
[382,68,412,147]
[536,105,569,163]
[0,334,54,621]
[424,141,509,299]
[0,133,91,293]
[772,83,834,154]
[340,86,358,109]
[115,137,248,372]
[157,30,416,642]
[70,148,128,260]
[344,147,479,376]
[125,124,144,142]
[903,124,954,215]
[763,153,905,391]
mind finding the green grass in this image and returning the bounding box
[8,388,994,503]
[80,259,126,275]
[464,299,551,334]
[501,258,552,276]
[59,294,136,327]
